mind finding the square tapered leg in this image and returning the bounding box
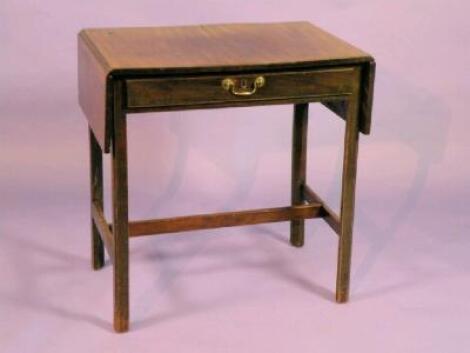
[112,81,130,332]
[336,95,360,303]
[290,103,309,247]
[89,128,105,270]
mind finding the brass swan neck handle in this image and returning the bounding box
[221,76,265,96]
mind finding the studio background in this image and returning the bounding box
[1,0,469,352]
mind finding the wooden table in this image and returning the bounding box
[78,21,375,332]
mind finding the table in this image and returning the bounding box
[78,21,375,332]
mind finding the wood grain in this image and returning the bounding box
[80,22,372,73]
[128,204,321,237]
[111,81,129,333]
[89,128,105,269]
[78,22,375,151]
[126,67,356,109]
[91,202,115,263]
[80,21,376,331]
[78,37,112,152]
[290,104,309,247]
[336,85,361,303]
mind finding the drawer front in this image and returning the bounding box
[126,67,358,109]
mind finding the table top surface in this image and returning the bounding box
[79,21,372,74]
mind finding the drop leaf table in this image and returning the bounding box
[78,21,375,332]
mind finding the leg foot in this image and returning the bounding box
[92,222,105,270]
[335,287,349,303]
[290,221,304,247]
[114,310,129,333]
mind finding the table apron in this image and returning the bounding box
[124,66,360,112]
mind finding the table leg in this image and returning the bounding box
[112,81,129,332]
[290,103,309,247]
[336,96,360,303]
[89,128,104,269]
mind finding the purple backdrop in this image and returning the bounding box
[1,0,469,351]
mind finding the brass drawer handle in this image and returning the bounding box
[221,76,265,96]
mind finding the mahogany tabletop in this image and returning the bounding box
[78,22,374,152]
[79,21,373,74]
